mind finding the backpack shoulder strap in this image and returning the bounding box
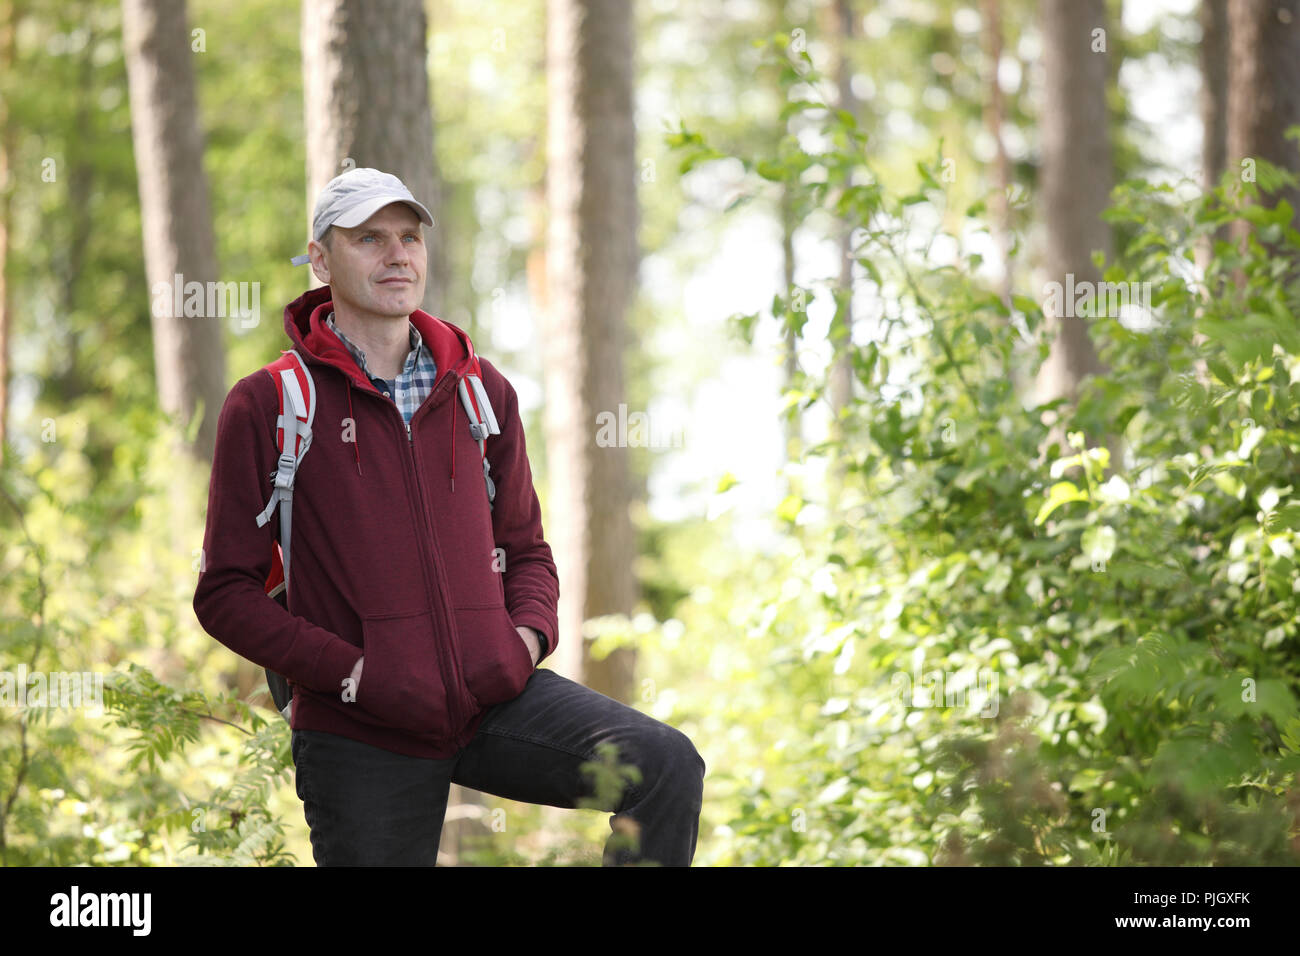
[457,355,501,509]
[255,349,315,599]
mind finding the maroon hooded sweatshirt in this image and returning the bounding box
[193,285,560,758]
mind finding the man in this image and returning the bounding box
[193,167,705,865]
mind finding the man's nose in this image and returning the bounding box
[384,236,413,266]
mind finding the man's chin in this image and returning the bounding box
[374,286,422,314]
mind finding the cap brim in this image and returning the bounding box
[330,196,434,232]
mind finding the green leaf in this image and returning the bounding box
[1206,357,1236,386]
[1265,503,1300,532]
[776,494,803,524]
[1011,293,1041,317]
[1035,481,1089,525]
[853,342,879,385]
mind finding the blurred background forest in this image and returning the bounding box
[3,0,1300,866]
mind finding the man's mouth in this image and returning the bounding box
[378,277,413,284]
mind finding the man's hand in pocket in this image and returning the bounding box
[516,626,540,667]
[344,655,364,702]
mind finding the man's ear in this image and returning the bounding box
[307,239,331,284]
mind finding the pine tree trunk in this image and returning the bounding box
[982,0,1013,309]
[544,0,639,702]
[1035,0,1111,437]
[0,0,20,464]
[771,0,801,483]
[823,0,859,514]
[122,0,227,463]
[982,0,1025,398]
[780,180,800,477]
[1226,0,1300,238]
[827,0,856,422]
[1201,0,1230,191]
[1192,0,1230,387]
[301,0,445,316]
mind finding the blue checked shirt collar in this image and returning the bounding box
[325,311,438,428]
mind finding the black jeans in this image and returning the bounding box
[290,668,706,866]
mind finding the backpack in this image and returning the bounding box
[254,347,501,722]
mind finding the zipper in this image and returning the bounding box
[403,389,470,738]
[344,363,472,741]
[408,371,478,742]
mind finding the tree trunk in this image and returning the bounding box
[0,0,21,464]
[544,0,639,703]
[1191,0,1230,387]
[771,0,800,484]
[827,0,856,421]
[982,0,1026,399]
[1201,0,1230,191]
[780,180,800,476]
[121,0,227,463]
[982,0,1014,309]
[1035,0,1111,437]
[822,0,859,514]
[1226,0,1300,236]
[301,0,445,316]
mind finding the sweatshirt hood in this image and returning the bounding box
[281,284,482,487]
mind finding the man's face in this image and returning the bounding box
[308,202,426,321]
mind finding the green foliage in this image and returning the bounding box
[663,50,1300,866]
[0,407,299,865]
[104,664,296,866]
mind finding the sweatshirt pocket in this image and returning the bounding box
[357,609,451,735]
[455,605,534,709]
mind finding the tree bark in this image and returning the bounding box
[982,0,1014,309]
[121,0,227,462]
[982,0,1028,401]
[1226,0,1300,235]
[1191,0,1231,388]
[1035,0,1111,424]
[301,0,445,316]
[827,0,856,421]
[780,180,800,475]
[822,0,860,515]
[770,0,800,483]
[0,0,21,463]
[544,0,639,702]
[1201,0,1230,191]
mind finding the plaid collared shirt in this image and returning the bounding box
[326,311,438,431]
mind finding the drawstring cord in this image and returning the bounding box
[347,380,362,476]
[346,366,464,492]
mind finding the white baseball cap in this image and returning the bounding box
[290,167,434,265]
